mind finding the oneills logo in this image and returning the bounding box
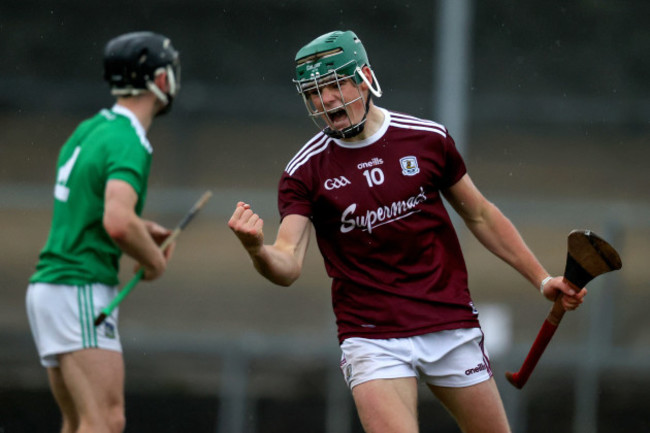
[465,363,487,376]
[357,157,383,170]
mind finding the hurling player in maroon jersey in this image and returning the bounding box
[229,30,586,433]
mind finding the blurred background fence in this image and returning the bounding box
[1,1,649,432]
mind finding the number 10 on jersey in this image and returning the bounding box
[363,168,384,187]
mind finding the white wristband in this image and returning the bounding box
[540,276,552,295]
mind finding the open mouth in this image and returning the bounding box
[328,108,350,127]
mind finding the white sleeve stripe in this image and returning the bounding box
[392,118,447,133]
[286,139,330,176]
[389,121,448,138]
[390,111,445,125]
[285,133,329,172]
[390,113,446,130]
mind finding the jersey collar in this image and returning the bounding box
[332,107,391,149]
[111,104,153,154]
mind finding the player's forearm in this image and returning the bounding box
[466,203,548,289]
[103,179,166,276]
[248,244,301,287]
[106,211,166,273]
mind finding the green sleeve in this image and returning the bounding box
[104,131,151,197]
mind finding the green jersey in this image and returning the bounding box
[30,105,153,286]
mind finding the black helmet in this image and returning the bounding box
[103,31,180,107]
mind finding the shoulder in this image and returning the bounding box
[386,109,448,139]
[284,131,333,177]
[81,109,130,137]
[89,109,151,154]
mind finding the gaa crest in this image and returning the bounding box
[399,156,420,176]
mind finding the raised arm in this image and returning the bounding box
[228,201,311,286]
[442,174,585,309]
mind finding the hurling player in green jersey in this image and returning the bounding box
[26,31,181,433]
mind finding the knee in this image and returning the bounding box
[108,407,126,433]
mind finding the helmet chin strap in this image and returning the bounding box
[147,66,180,116]
[146,80,169,105]
[145,80,175,117]
[155,95,174,117]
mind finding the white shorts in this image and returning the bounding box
[26,282,122,367]
[339,328,491,389]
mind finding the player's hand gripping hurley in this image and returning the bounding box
[505,229,622,389]
[94,190,212,326]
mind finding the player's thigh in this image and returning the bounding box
[47,366,79,427]
[352,377,419,433]
[58,348,125,416]
[427,378,510,433]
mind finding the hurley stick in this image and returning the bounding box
[505,229,622,389]
[94,190,212,326]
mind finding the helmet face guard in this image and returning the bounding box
[294,31,381,138]
[294,62,380,138]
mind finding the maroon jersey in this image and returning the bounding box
[278,108,480,343]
